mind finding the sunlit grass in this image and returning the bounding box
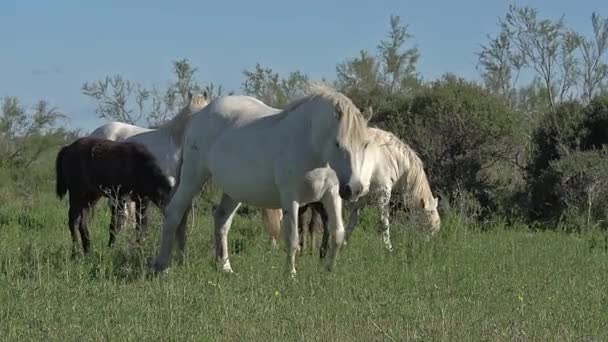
[0,191,607,340]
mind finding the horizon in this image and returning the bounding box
[1,0,606,132]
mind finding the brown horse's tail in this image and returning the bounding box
[55,145,68,199]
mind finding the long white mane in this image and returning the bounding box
[283,82,369,146]
[369,127,434,207]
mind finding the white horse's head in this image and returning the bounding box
[187,90,210,111]
[303,85,372,201]
[421,196,441,235]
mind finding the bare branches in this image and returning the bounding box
[82,75,149,124]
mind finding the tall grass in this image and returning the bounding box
[1,186,607,340]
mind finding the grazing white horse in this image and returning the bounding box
[152,84,374,276]
[344,127,441,250]
[89,91,209,230]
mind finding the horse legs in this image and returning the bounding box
[344,199,366,243]
[153,168,209,273]
[68,203,82,257]
[175,205,191,266]
[320,189,345,271]
[316,204,330,259]
[297,205,311,252]
[108,199,125,247]
[281,200,300,277]
[308,205,323,253]
[213,193,241,273]
[78,204,92,254]
[134,197,150,244]
[378,187,393,251]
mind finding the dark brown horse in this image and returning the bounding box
[55,137,172,255]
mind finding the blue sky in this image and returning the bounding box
[1,0,606,131]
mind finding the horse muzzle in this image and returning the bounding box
[339,183,363,201]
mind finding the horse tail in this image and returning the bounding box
[262,209,282,246]
[55,145,68,199]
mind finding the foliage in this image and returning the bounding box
[549,149,608,228]
[82,59,221,127]
[335,15,420,109]
[374,75,527,215]
[0,97,66,168]
[241,63,309,108]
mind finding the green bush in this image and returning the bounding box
[373,74,527,216]
[547,149,608,230]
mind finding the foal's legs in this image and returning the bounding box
[78,204,93,254]
[68,203,82,257]
[320,189,345,271]
[213,193,241,273]
[134,197,150,244]
[108,199,125,247]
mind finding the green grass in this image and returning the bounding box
[0,190,607,341]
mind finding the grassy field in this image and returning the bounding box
[0,189,607,341]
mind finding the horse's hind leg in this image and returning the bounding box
[134,197,149,244]
[320,190,345,271]
[79,205,92,254]
[297,205,310,252]
[309,207,323,253]
[108,200,125,247]
[68,203,82,257]
[213,193,241,273]
[313,204,330,259]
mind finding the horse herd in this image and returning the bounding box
[54,83,441,277]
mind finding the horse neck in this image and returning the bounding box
[392,143,433,208]
[159,108,195,144]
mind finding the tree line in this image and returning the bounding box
[2,5,608,229]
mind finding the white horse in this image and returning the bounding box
[88,91,209,237]
[152,84,374,276]
[344,127,441,250]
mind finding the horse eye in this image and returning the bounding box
[335,141,340,148]
[364,142,369,149]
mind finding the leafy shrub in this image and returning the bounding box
[374,74,526,216]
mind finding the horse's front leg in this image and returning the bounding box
[281,200,300,277]
[213,193,241,274]
[378,187,393,251]
[320,189,345,271]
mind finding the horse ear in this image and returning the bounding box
[363,106,374,122]
[433,197,439,208]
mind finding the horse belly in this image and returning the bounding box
[207,144,281,208]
